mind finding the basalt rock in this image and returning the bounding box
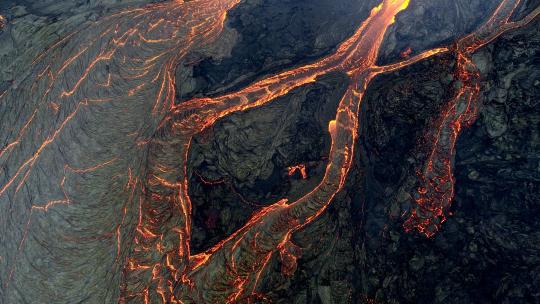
[0,0,539,303]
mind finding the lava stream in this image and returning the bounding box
[403,0,540,237]
[0,0,538,303]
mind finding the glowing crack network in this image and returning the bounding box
[0,0,538,302]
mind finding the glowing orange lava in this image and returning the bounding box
[0,0,538,302]
[403,0,540,238]
[287,164,308,179]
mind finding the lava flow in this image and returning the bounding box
[0,0,538,303]
[403,0,540,238]
[287,164,308,179]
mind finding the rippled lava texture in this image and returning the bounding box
[1,0,540,303]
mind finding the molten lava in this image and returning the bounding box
[0,0,538,302]
[287,164,308,179]
[403,0,540,238]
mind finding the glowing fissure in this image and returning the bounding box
[0,0,538,302]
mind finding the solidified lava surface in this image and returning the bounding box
[0,0,539,303]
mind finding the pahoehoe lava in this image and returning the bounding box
[0,0,539,303]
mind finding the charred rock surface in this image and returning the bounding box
[188,72,347,253]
